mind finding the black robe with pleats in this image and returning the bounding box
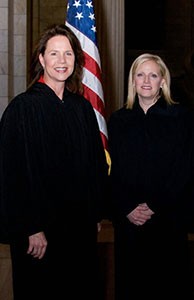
[108,97,194,300]
[0,82,108,299]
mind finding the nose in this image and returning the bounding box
[58,54,66,63]
[144,75,150,83]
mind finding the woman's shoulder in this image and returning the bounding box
[170,102,194,117]
[0,84,48,121]
[108,106,132,136]
[108,106,131,124]
[2,91,28,114]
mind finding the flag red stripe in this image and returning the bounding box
[83,84,105,117]
[100,131,109,151]
[84,52,102,82]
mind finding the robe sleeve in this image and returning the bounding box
[0,95,46,241]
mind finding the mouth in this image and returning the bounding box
[142,86,151,90]
[55,67,67,72]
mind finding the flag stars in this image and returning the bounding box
[66,1,98,41]
[91,25,96,32]
[73,0,81,8]
[86,1,93,9]
[89,13,95,21]
[75,12,84,20]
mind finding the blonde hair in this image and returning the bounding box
[126,53,176,109]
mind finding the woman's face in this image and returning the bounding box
[39,35,75,85]
[133,60,165,102]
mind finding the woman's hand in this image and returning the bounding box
[127,202,154,226]
[27,231,48,259]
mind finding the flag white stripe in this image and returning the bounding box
[94,108,108,139]
[83,68,104,102]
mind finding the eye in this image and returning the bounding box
[66,51,73,56]
[151,73,158,78]
[136,73,143,77]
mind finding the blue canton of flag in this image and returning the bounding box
[66,0,97,45]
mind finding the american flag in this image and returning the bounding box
[66,0,111,169]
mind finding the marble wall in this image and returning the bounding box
[0,0,27,117]
[0,0,9,116]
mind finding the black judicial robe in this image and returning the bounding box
[0,82,108,299]
[108,97,194,300]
